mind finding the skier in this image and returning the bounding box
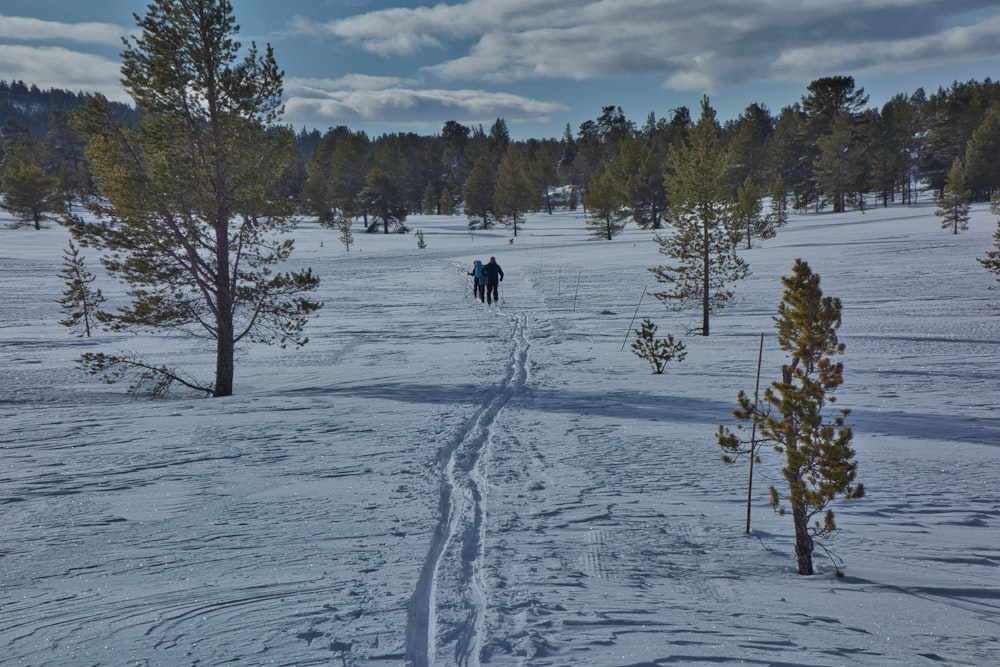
[468,259,485,302]
[481,256,504,305]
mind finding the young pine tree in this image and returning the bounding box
[494,144,533,237]
[652,96,749,336]
[733,176,773,249]
[935,157,971,234]
[0,160,64,230]
[58,239,106,338]
[718,259,863,575]
[582,161,628,240]
[630,319,686,374]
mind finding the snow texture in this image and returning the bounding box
[2,202,999,666]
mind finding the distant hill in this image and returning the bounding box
[0,80,139,136]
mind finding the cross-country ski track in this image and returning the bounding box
[406,312,530,667]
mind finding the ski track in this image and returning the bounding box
[406,312,530,667]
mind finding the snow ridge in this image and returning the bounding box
[406,313,530,667]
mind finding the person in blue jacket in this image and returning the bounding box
[468,259,485,302]
[480,256,504,304]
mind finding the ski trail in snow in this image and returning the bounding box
[406,312,530,667]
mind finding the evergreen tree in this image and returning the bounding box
[935,157,971,234]
[493,144,532,237]
[978,191,1000,283]
[0,159,64,229]
[463,153,497,229]
[964,109,1000,197]
[767,174,789,229]
[652,97,749,336]
[66,0,321,397]
[438,187,454,216]
[359,167,408,233]
[630,319,686,374]
[718,259,864,575]
[57,239,105,338]
[336,216,354,251]
[733,177,772,249]
[422,182,437,214]
[582,160,628,240]
[617,134,666,230]
[415,228,426,249]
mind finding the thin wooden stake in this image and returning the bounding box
[746,331,765,534]
[621,286,647,351]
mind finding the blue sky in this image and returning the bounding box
[2,1,1000,139]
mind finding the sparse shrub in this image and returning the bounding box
[631,319,686,374]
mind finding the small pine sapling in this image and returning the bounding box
[58,239,106,337]
[337,216,354,251]
[631,318,686,374]
[717,259,863,576]
[415,229,427,249]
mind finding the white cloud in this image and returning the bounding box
[283,76,568,130]
[0,45,127,100]
[0,14,125,46]
[291,0,1000,92]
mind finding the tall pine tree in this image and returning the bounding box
[66,0,321,397]
[651,97,749,336]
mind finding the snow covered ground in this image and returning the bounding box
[2,201,999,666]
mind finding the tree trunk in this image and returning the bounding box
[702,219,710,336]
[792,504,814,575]
[213,216,235,398]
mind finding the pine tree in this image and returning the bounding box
[438,187,454,216]
[630,319,686,374]
[359,167,408,233]
[415,229,426,249]
[336,216,354,251]
[582,160,628,240]
[733,177,773,249]
[57,239,105,338]
[66,0,321,397]
[718,259,864,575]
[0,160,64,229]
[978,191,1000,283]
[493,144,532,237]
[463,153,497,229]
[935,157,971,234]
[422,182,437,214]
[652,97,749,336]
[767,174,789,229]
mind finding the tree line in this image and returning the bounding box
[5,74,1000,233]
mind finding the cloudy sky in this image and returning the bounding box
[2,0,999,138]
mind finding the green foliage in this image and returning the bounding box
[67,0,321,398]
[335,216,354,251]
[935,157,971,234]
[78,351,210,398]
[0,159,64,229]
[718,260,863,575]
[630,319,686,374]
[582,160,628,240]
[415,229,426,249]
[977,192,1000,283]
[463,153,497,229]
[360,167,408,233]
[651,97,749,336]
[494,144,532,237]
[733,176,773,249]
[57,239,106,337]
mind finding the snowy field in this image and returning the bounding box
[2,201,999,666]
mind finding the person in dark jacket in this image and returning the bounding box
[468,259,485,302]
[480,256,504,304]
